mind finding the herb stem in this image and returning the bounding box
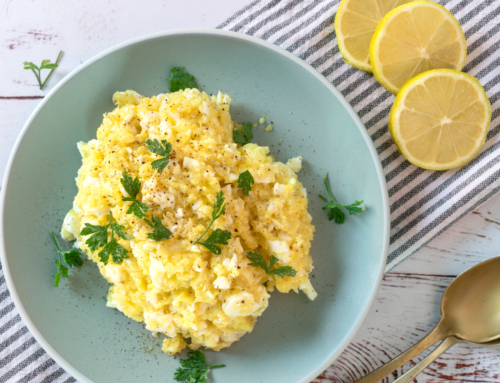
[324,173,335,202]
[51,231,64,287]
[30,68,42,88]
[40,50,63,90]
[50,230,61,252]
[109,211,114,240]
[319,172,364,224]
[208,364,226,369]
[193,221,213,245]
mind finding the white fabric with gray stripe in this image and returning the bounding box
[1,0,499,381]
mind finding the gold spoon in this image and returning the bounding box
[393,336,500,383]
[355,256,500,383]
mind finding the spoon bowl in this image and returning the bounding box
[441,256,500,342]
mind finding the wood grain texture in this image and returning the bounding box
[317,273,500,383]
[0,0,244,96]
[317,193,500,383]
[394,194,500,276]
[0,99,42,182]
[2,1,500,381]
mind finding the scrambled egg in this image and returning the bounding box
[61,88,316,354]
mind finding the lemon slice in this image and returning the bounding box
[335,0,414,72]
[389,69,491,170]
[370,1,467,94]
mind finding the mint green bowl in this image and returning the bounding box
[0,29,389,383]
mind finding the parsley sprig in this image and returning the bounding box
[237,170,254,195]
[145,216,172,242]
[145,139,172,172]
[80,212,132,265]
[319,173,364,224]
[193,191,232,255]
[120,172,172,241]
[233,122,253,144]
[167,67,198,92]
[174,350,225,383]
[50,231,83,287]
[23,50,63,90]
[247,252,297,279]
[121,172,150,219]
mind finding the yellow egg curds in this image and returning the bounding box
[61,88,315,354]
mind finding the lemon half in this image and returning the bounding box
[335,0,414,72]
[370,1,467,94]
[389,69,491,170]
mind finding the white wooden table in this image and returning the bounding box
[1,1,499,382]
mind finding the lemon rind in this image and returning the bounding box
[389,69,491,170]
[370,1,467,95]
[335,0,374,73]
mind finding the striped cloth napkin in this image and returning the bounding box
[1,0,499,381]
[218,0,500,272]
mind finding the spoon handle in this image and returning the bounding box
[354,321,448,383]
[393,336,462,383]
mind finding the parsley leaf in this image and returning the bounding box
[328,206,345,224]
[64,250,84,267]
[197,228,232,255]
[121,172,150,219]
[50,231,83,287]
[194,191,232,254]
[246,251,268,271]
[81,223,109,251]
[166,67,198,92]
[267,256,297,278]
[247,252,297,279]
[180,350,206,369]
[98,238,129,265]
[54,261,68,287]
[80,212,131,265]
[174,350,225,383]
[344,201,364,215]
[24,50,63,90]
[211,191,226,221]
[111,221,133,240]
[120,171,141,198]
[145,139,172,172]
[237,170,254,196]
[233,122,253,144]
[145,216,172,242]
[319,173,364,224]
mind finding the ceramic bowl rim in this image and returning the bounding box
[0,28,389,383]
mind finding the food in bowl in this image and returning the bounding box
[61,88,316,354]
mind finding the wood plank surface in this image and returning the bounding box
[320,194,500,382]
[1,0,244,97]
[320,274,500,382]
[0,99,40,182]
[2,1,500,382]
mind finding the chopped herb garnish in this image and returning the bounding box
[50,231,83,287]
[166,67,198,92]
[247,252,297,279]
[194,191,232,255]
[145,138,172,172]
[174,350,225,383]
[145,215,172,242]
[121,172,150,219]
[237,170,254,196]
[24,50,63,90]
[196,228,232,255]
[233,122,253,144]
[319,173,364,224]
[80,211,132,265]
